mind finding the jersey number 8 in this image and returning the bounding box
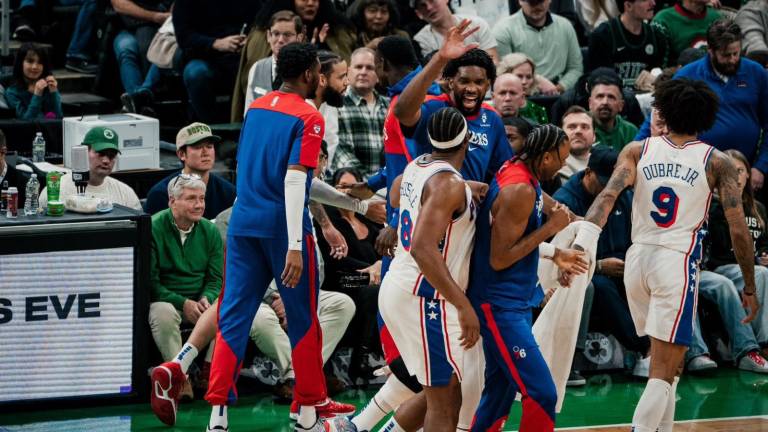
[400,210,413,251]
[651,186,679,228]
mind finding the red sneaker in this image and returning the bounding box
[151,362,186,425]
[289,398,357,420]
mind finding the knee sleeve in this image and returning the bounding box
[389,356,422,394]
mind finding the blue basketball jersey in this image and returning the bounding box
[468,160,543,310]
[229,91,324,238]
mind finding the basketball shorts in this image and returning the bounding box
[379,280,466,387]
[624,243,699,346]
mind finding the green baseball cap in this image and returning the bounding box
[82,126,120,153]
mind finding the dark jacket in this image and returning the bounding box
[144,171,236,220]
[704,197,768,270]
[553,170,633,260]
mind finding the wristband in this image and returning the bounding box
[539,242,556,260]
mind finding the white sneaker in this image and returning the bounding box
[738,351,768,374]
[207,425,228,431]
[632,355,650,378]
[687,355,718,372]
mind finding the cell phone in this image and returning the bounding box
[239,23,248,37]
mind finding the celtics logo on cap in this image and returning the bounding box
[103,129,115,139]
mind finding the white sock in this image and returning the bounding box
[208,405,227,429]
[173,342,198,375]
[297,405,317,429]
[632,378,671,432]
[658,376,679,432]
[377,416,406,432]
[354,376,415,431]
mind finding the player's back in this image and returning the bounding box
[384,155,476,299]
[468,160,543,310]
[633,136,714,255]
[229,91,324,238]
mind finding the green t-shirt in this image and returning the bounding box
[595,116,639,152]
[652,5,721,63]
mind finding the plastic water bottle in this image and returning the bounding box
[24,173,40,216]
[32,132,46,163]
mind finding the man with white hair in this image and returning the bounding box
[148,173,223,400]
[492,73,526,118]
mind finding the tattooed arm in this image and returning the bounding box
[706,150,759,321]
[583,141,643,228]
[309,201,349,259]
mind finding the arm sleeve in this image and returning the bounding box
[310,177,369,215]
[558,22,584,91]
[285,169,307,251]
[201,228,224,303]
[150,237,187,309]
[7,89,42,120]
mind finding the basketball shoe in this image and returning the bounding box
[289,398,356,420]
[151,361,186,425]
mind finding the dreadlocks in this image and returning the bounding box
[515,124,567,179]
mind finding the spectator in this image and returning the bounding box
[149,174,223,398]
[318,167,383,380]
[575,0,619,34]
[243,11,303,111]
[333,48,389,178]
[508,0,584,38]
[588,75,638,151]
[411,0,499,62]
[652,0,721,63]
[13,0,100,73]
[491,72,526,118]
[674,19,768,190]
[502,116,532,154]
[173,0,261,123]
[144,122,236,219]
[493,0,583,93]
[704,149,768,366]
[736,0,768,57]
[5,43,62,121]
[451,0,510,28]
[231,0,358,122]
[551,66,645,127]
[346,0,409,48]
[559,106,596,181]
[553,146,652,378]
[496,53,549,124]
[587,0,670,90]
[112,0,173,114]
[40,127,141,210]
[0,130,27,206]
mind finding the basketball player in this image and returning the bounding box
[467,124,589,432]
[203,42,330,432]
[573,78,760,432]
[378,107,478,432]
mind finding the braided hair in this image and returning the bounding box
[515,124,567,179]
[428,107,468,153]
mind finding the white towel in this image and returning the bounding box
[532,221,597,412]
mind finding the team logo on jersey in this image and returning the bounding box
[481,112,487,124]
[313,124,321,134]
[512,346,527,359]
[468,131,489,147]
[645,44,654,55]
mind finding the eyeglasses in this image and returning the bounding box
[170,172,202,189]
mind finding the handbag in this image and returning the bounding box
[147,16,177,69]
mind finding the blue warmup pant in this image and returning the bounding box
[205,234,327,406]
[470,303,556,432]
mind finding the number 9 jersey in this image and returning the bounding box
[632,136,715,253]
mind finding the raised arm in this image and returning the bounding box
[393,19,479,128]
[584,141,642,228]
[707,150,759,321]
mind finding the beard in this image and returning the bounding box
[323,86,344,108]
[712,57,740,76]
[453,89,482,117]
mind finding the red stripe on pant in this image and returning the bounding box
[480,304,554,432]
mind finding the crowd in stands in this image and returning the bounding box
[2,0,768,409]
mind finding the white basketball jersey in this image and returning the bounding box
[632,136,714,254]
[386,155,476,299]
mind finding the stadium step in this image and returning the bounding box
[53,68,96,93]
[61,92,114,116]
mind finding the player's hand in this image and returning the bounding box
[348,182,375,199]
[281,250,303,288]
[358,260,383,285]
[375,225,398,257]
[599,257,625,277]
[547,202,572,232]
[457,303,480,349]
[323,224,348,259]
[553,248,589,276]
[466,180,489,204]
[751,168,764,191]
[742,291,760,324]
[438,19,480,61]
[365,200,387,224]
[182,299,203,324]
